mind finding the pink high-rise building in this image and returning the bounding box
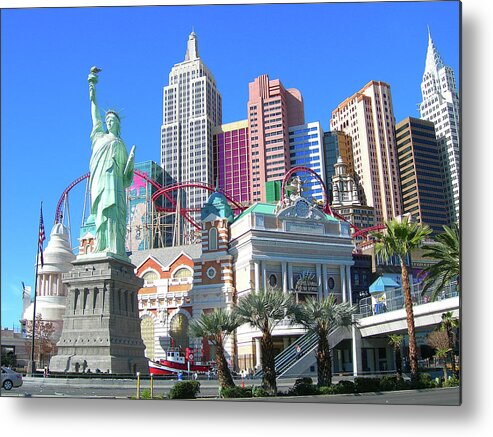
[213,120,251,205]
[248,74,304,203]
[330,80,402,224]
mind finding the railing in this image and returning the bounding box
[254,330,318,379]
[358,281,459,318]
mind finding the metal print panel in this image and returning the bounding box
[1,0,460,411]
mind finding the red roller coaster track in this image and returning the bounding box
[54,171,247,230]
[54,167,383,239]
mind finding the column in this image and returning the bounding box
[255,338,261,369]
[262,261,267,291]
[254,261,260,292]
[351,317,362,377]
[48,274,52,296]
[340,265,346,303]
[316,264,322,300]
[281,262,288,294]
[322,265,328,298]
[288,263,293,290]
[283,337,289,350]
[346,265,353,305]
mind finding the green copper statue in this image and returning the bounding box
[88,67,135,257]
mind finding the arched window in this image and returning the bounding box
[141,316,155,359]
[174,268,192,279]
[169,313,189,349]
[142,270,159,286]
[208,227,218,251]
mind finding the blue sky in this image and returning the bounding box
[1,1,460,330]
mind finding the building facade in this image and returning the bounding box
[213,120,251,206]
[323,130,354,187]
[395,117,449,234]
[419,30,460,225]
[331,156,375,237]
[126,160,165,251]
[160,31,222,244]
[248,74,304,203]
[288,121,326,202]
[330,80,402,224]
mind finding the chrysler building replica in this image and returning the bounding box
[160,31,222,245]
[419,28,460,225]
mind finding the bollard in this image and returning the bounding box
[150,373,154,399]
[136,372,141,400]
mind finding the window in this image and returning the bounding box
[174,268,192,279]
[209,227,218,250]
[142,270,159,285]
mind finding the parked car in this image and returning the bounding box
[1,366,23,390]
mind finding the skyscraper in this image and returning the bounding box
[213,120,251,205]
[161,31,222,244]
[330,80,402,224]
[248,74,304,203]
[288,121,326,202]
[323,130,354,198]
[419,29,460,224]
[395,117,449,234]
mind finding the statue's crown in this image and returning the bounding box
[105,109,121,122]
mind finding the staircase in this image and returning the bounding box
[254,325,351,379]
[253,330,317,379]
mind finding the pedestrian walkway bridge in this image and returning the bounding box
[256,282,459,379]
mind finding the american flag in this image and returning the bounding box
[38,204,46,267]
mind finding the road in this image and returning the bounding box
[1,376,460,405]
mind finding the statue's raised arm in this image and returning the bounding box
[88,66,103,132]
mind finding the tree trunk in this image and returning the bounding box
[216,341,235,389]
[442,359,448,381]
[446,328,457,377]
[317,328,332,387]
[401,258,419,382]
[261,330,277,395]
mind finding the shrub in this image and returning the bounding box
[336,380,355,393]
[443,375,460,387]
[378,376,408,392]
[318,385,336,395]
[288,377,319,396]
[220,386,253,398]
[168,381,201,399]
[252,386,270,397]
[354,377,382,393]
[411,373,437,389]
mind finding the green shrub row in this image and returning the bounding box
[219,385,272,398]
[168,381,201,399]
[282,374,460,398]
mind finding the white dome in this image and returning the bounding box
[22,296,67,323]
[38,223,76,273]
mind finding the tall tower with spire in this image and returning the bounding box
[419,28,460,225]
[161,31,222,245]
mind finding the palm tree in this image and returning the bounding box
[388,334,404,380]
[372,217,431,382]
[440,311,459,377]
[434,347,451,381]
[293,295,355,387]
[234,288,297,395]
[188,308,240,390]
[422,223,460,300]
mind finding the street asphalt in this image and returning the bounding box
[1,376,460,405]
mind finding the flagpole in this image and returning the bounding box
[29,201,44,376]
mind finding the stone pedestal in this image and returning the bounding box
[49,253,148,375]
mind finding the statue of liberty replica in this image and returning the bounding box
[88,67,135,257]
[50,68,148,375]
